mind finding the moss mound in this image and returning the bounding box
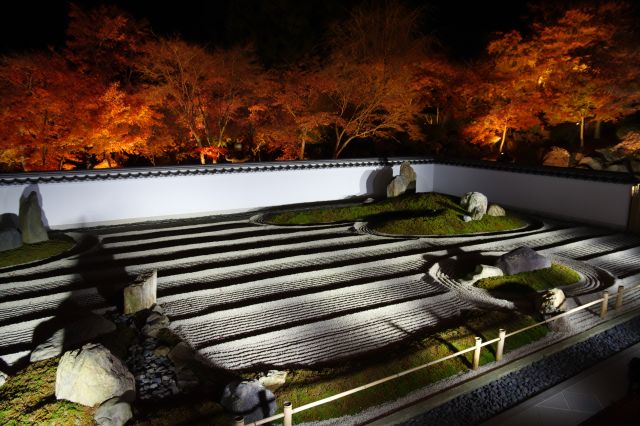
[266,193,527,235]
[474,263,581,294]
[0,235,74,269]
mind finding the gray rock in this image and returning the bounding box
[496,247,551,275]
[538,288,566,315]
[56,343,135,407]
[542,147,570,167]
[0,227,22,252]
[0,370,7,388]
[460,192,488,220]
[399,161,417,191]
[486,204,506,217]
[387,175,409,198]
[94,396,133,426]
[142,312,170,338]
[578,156,603,170]
[154,346,171,357]
[123,270,157,315]
[0,213,18,229]
[605,164,628,173]
[220,381,276,423]
[257,370,287,389]
[462,215,472,222]
[19,191,48,244]
[31,313,117,362]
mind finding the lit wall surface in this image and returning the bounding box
[0,158,634,229]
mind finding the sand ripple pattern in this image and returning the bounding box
[0,210,638,369]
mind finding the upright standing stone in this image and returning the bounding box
[124,270,157,315]
[386,175,409,198]
[19,191,48,244]
[399,161,417,191]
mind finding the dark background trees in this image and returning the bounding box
[0,0,639,171]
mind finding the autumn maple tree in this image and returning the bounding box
[321,0,424,158]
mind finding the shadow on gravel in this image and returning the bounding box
[14,231,132,373]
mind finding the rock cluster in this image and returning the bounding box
[387,161,417,198]
[126,336,179,400]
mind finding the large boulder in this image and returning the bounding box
[19,191,48,244]
[56,343,135,407]
[460,192,488,220]
[538,288,566,315]
[0,370,7,388]
[399,161,417,191]
[220,381,277,423]
[542,147,570,167]
[123,270,157,315]
[387,175,409,198]
[496,246,551,275]
[0,227,22,252]
[94,396,133,426]
[31,313,116,362]
[486,204,506,217]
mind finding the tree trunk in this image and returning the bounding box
[436,106,440,126]
[199,151,205,165]
[299,138,306,160]
[579,116,585,149]
[594,120,602,140]
[498,125,508,153]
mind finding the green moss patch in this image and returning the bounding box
[265,310,547,423]
[0,236,74,269]
[265,193,526,235]
[0,358,94,425]
[474,263,581,294]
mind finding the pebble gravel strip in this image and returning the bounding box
[400,314,640,426]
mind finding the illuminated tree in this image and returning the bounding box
[322,0,425,158]
[138,39,262,164]
[65,3,150,85]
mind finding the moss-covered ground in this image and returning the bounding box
[265,193,526,235]
[0,236,74,269]
[474,263,581,295]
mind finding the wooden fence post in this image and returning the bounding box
[284,401,293,426]
[473,337,482,370]
[615,286,625,310]
[234,416,245,426]
[496,329,506,362]
[600,291,609,319]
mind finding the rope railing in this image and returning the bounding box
[234,283,640,425]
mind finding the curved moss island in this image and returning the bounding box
[265,193,527,236]
[0,235,75,269]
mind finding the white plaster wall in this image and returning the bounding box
[0,163,435,228]
[432,164,631,228]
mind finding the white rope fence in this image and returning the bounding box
[235,283,640,425]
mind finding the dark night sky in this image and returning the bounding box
[0,0,533,62]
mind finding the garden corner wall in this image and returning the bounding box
[0,157,635,230]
